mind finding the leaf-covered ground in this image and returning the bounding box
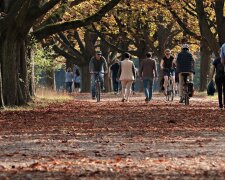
[0,93,225,179]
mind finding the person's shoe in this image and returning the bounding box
[164,90,167,96]
[145,98,149,102]
[179,97,184,103]
[92,97,96,100]
[121,98,126,102]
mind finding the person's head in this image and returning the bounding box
[124,52,131,59]
[146,52,152,58]
[164,49,171,57]
[182,44,189,51]
[95,51,102,60]
[67,67,71,72]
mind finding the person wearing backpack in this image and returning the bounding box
[211,48,225,110]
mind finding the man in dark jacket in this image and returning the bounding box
[176,44,195,103]
[110,60,120,94]
[140,52,158,102]
[89,51,108,99]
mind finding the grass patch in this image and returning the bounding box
[2,88,73,111]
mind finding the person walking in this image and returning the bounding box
[140,52,158,102]
[110,59,120,95]
[65,67,73,93]
[89,51,108,99]
[220,43,225,65]
[117,52,136,102]
[211,49,225,110]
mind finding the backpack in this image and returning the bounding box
[207,80,216,96]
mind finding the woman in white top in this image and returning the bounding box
[117,52,136,102]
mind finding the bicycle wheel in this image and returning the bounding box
[96,81,101,102]
[166,80,174,101]
[170,84,174,101]
[184,86,189,105]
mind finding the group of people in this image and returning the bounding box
[89,44,195,103]
[55,65,81,93]
[88,43,225,109]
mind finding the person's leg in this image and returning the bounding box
[132,82,135,94]
[188,73,194,84]
[216,78,223,108]
[143,79,149,100]
[126,81,133,101]
[223,78,225,108]
[112,77,118,93]
[91,74,96,98]
[172,75,176,92]
[121,80,126,101]
[179,73,184,102]
[149,79,154,101]
[99,73,104,90]
[163,76,168,94]
[68,82,72,93]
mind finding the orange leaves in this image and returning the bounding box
[0,94,225,178]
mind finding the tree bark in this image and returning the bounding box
[199,40,211,91]
[0,63,5,108]
[80,65,90,92]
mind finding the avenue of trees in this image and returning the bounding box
[0,0,224,107]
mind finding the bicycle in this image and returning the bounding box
[181,73,193,105]
[90,72,104,102]
[164,68,175,101]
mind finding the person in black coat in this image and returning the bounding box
[176,44,195,103]
[211,49,225,109]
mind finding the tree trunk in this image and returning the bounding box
[0,64,5,108]
[199,40,211,91]
[1,29,30,106]
[80,65,90,92]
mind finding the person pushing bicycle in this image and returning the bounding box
[89,51,108,100]
[175,44,195,103]
[160,49,176,96]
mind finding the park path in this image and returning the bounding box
[0,93,225,179]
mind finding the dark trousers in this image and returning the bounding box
[215,77,225,108]
[112,77,119,92]
[66,82,73,93]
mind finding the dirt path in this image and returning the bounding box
[0,93,225,179]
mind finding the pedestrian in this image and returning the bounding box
[74,66,81,93]
[220,43,225,65]
[65,67,73,93]
[211,48,225,110]
[55,66,66,92]
[132,67,138,95]
[140,52,158,102]
[117,52,136,102]
[110,59,120,95]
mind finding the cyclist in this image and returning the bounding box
[160,49,176,95]
[89,51,108,100]
[117,52,136,102]
[176,44,195,103]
